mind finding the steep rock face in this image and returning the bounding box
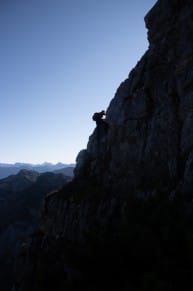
[76,0,193,196]
[15,1,193,290]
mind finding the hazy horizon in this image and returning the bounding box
[0,161,75,166]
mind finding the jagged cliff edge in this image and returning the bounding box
[15,0,193,290]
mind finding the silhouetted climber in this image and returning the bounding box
[92,110,108,143]
[92,110,106,126]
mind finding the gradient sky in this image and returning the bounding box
[0,0,157,164]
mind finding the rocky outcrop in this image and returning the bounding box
[14,1,193,290]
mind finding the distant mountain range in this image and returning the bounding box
[0,162,75,179]
[0,169,72,291]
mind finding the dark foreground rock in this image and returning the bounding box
[14,0,193,290]
[0,170,71,291]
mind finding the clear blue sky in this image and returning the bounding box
[0,0,156,164]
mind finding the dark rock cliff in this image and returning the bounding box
[14,0,193,290]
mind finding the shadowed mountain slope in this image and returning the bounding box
[0,170,71,291]
[0,163,75,179]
